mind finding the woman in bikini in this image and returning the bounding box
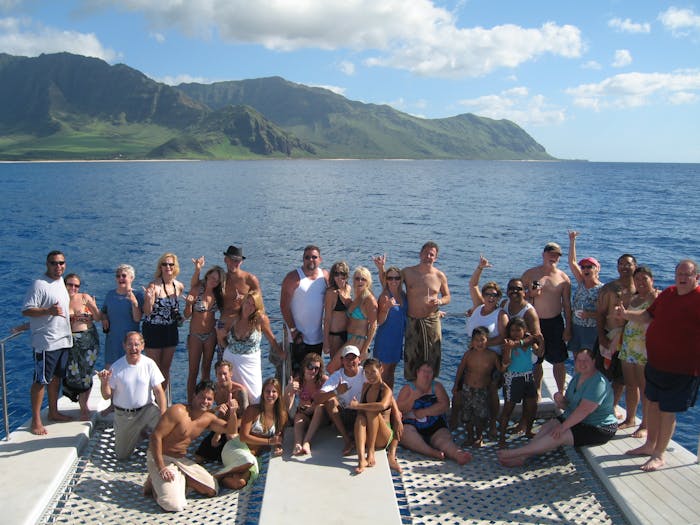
[349,358,394,474]
[64,273,102,420]
[218,289,284,403]
[142,252,185,393]
[323,261,351,362]
[328,266,377,373]
[184,256,226,404]
[239,377,288,456]
[284,352,328,455]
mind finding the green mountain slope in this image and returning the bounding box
[0,52,554,160]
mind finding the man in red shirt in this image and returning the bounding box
[616,259,700,471]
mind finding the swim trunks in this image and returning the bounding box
[404,313,441,381]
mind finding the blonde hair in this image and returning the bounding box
[154,252,180,279]
[353,266,374,300]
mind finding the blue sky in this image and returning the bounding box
[1,1,699,162]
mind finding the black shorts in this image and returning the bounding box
[142,322,179,348]
[339,406,357,433]
[503,372,536,404]
[557,415,617,447]
[540,316,568,364]
[645,364,700,413]
[405,417,448,445]
[33,348,69,385]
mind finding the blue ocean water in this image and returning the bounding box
[0,159,698,452]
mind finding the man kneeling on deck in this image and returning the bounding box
[144,380,238,512]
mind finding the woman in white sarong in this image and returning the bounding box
[218,290,284,403]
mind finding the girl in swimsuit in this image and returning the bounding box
[184,257,226,404]
[142,253,185,394]
[239,377,288,456]
[284,352,328,455]
[323,261,351,361]
[328,266,377,373]
[349,358,394,474]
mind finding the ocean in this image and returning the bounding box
[0,159,698,452]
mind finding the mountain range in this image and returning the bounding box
[0,52,554,161]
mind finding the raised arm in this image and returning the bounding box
[567,231,584,283]
[469,256,491,307]
[190,256,205,290]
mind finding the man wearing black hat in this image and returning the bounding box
[222,245,261,317]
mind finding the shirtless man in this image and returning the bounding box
[596,254,637,420]
[194,360,249,462]
[221,245,260,318]
[402,241,451,381]
[280,245,329,373]
[452,327,501,447]
[522,242,572,395]
[145,380,238,512]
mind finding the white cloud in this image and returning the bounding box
[458,86,566,126]
[0,17,117,60]
[81,0,583,78]
[338,60,355,76]
[311,84,347,96]
[157,73,210,85]
[581,60,602,70]
[659,7,700,37]
[566,70,700,110]
[608,17,651,34]
[150,31,165,43]
[612,49,632,68]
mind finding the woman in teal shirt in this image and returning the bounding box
[497,348,617,467]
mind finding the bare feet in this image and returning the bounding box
[631,426,647,439]
[618,418,637,430]
[455,449,473,465]
[143,475,153,497]
[427,448,445,461]
[272,446,284,456]
[342,441,355,456]
[499,455,526,467]
[614,406,624,420]
[625,444,654,456]
[302,442,311,455]
[355,457,368,474]
[293,443,304,456]
[367,452,376,467]
[388,455,402,473]
[640,456,664,472]
[48,411,73,422]
[31,422,48,435]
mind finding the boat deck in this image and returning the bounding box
[1,364,698,524]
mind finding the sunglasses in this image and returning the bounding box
[304,255,319,260]
[580,265,596,270]
[354,276,367,281]
[507,286,523,292]
[386,275,401,281]
[333,272,348,278]
[161,262,175,267]
[66,282,80,288]
[49,260,66,266]
[306,364,320,371]
[483,292,499,298]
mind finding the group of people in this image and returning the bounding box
[19,237,699,510]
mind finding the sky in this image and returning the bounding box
[1,1,699,162]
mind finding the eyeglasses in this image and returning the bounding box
[161,262,175,267]
[306,364,320,371]
[483,292,499,298]
[49,260,66,266]
[66,282,80,288]
[304,255,319,260]
[386,275,401,281]
[507,286,523,292]
[580,265,595,270]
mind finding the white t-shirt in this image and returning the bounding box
[320,366,365,408]
[109,354,164,409]
[22,274,72,352]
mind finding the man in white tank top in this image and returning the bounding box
[280,245,329,372]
